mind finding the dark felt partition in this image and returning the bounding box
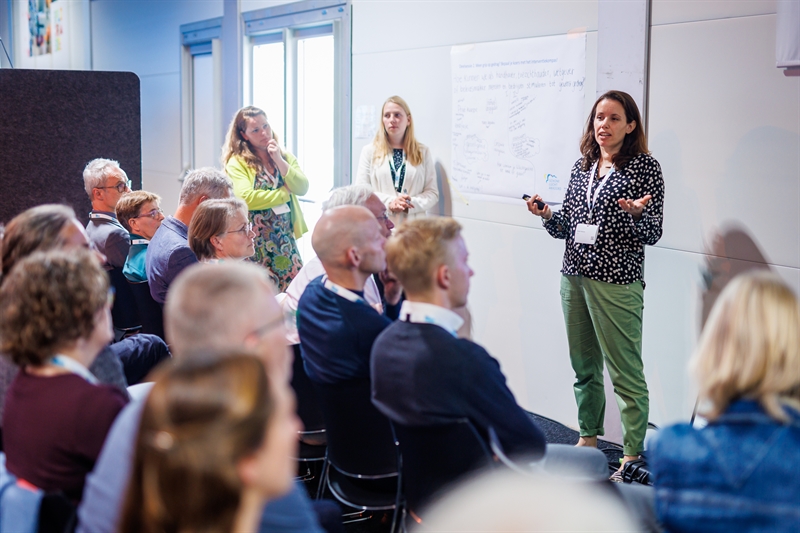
[0,69,141,226]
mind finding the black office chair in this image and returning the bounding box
[314,378,400,532]
[290,345,327,489]
[392,419,495,518]
[107,268,141,337]
[128,280,164,339]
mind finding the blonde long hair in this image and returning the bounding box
[221,106,283,173]
[691,270,800,422]
[372,96,424,167]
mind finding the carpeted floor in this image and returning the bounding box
[528,411,625,472]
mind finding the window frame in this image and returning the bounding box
[179,16,223,176]
[243,0,352,188]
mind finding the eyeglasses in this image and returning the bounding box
[219,222,253,236]
[131,208,163,220]
[96,179,132,193]
[376,213,390,223]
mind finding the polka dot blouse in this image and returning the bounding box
[544,153,665,286]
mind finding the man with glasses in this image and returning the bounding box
[83,158,133,271]
[115,191,165,283]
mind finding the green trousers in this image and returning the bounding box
[560,274,649,457]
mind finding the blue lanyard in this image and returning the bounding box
[50,355,99,384]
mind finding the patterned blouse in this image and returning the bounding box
[249,169,303,292]
[544,153,665,285]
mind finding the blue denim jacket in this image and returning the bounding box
[650,400,800,532]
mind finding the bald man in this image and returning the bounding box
[297,205,392,385]
[78,263,328,533]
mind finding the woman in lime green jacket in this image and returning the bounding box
[222,106,309,290]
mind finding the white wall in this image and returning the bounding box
[90,0,224,214]
[18,0,797,441]
[351,0,800,438]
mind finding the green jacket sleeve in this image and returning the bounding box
[225,156,290,211]
[282,152,310,196]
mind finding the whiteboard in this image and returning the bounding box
[450,34,587,204]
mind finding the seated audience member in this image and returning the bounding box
[371,217,546,459]
[650,271,800,533]
[114,190,165,282]
[283,184,399,345]
[0,204,169,388]
[0,250,128,502]
[0,205,166,447]
[419,469,637,532]
[188,197,256,263]
[78,262,332,533]
[146,167,233,303]
[297,205,392,384]
[120,353,300,533]
[83,158,132,270]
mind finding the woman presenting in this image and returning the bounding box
[527,90,664,473]
[223,106,308,291]
[356,96,438,224]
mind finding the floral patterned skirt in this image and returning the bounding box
[249,207,303,291]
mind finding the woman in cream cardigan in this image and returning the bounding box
[222,106,308,291]
[356,96,439,224]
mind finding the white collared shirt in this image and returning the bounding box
[399,300,464,337]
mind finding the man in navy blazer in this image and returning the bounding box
[370,217,546,458]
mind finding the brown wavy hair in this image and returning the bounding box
[372,96,424,167]
[1,204,76,279]
[221,106,283,173]
[579,90,648,171]
[119,353,272,533]
[0,249,109,366]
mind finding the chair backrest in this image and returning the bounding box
[313,379,396,477]
[393,419,494,512]
[128,280,165,338]
[107,267,141,330]
[290,344,325,432]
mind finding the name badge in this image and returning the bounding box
[575,223,599,245]
[272,203,291,215]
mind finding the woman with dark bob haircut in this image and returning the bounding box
[650,271,800,532]
[0,249,128,501]
[188,197,256,263]
[120,353,299,533]
[526,90,665,474]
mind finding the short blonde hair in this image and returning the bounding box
[115,190,162,232]
[691,270,800,422]
[385,217,461,295]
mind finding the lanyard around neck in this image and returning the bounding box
[131,238,149,245]
[388,151,406,190]
[89,212,117,223]
[50,355,99,385]
[323,276,367,306]
[586,160,615,214]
